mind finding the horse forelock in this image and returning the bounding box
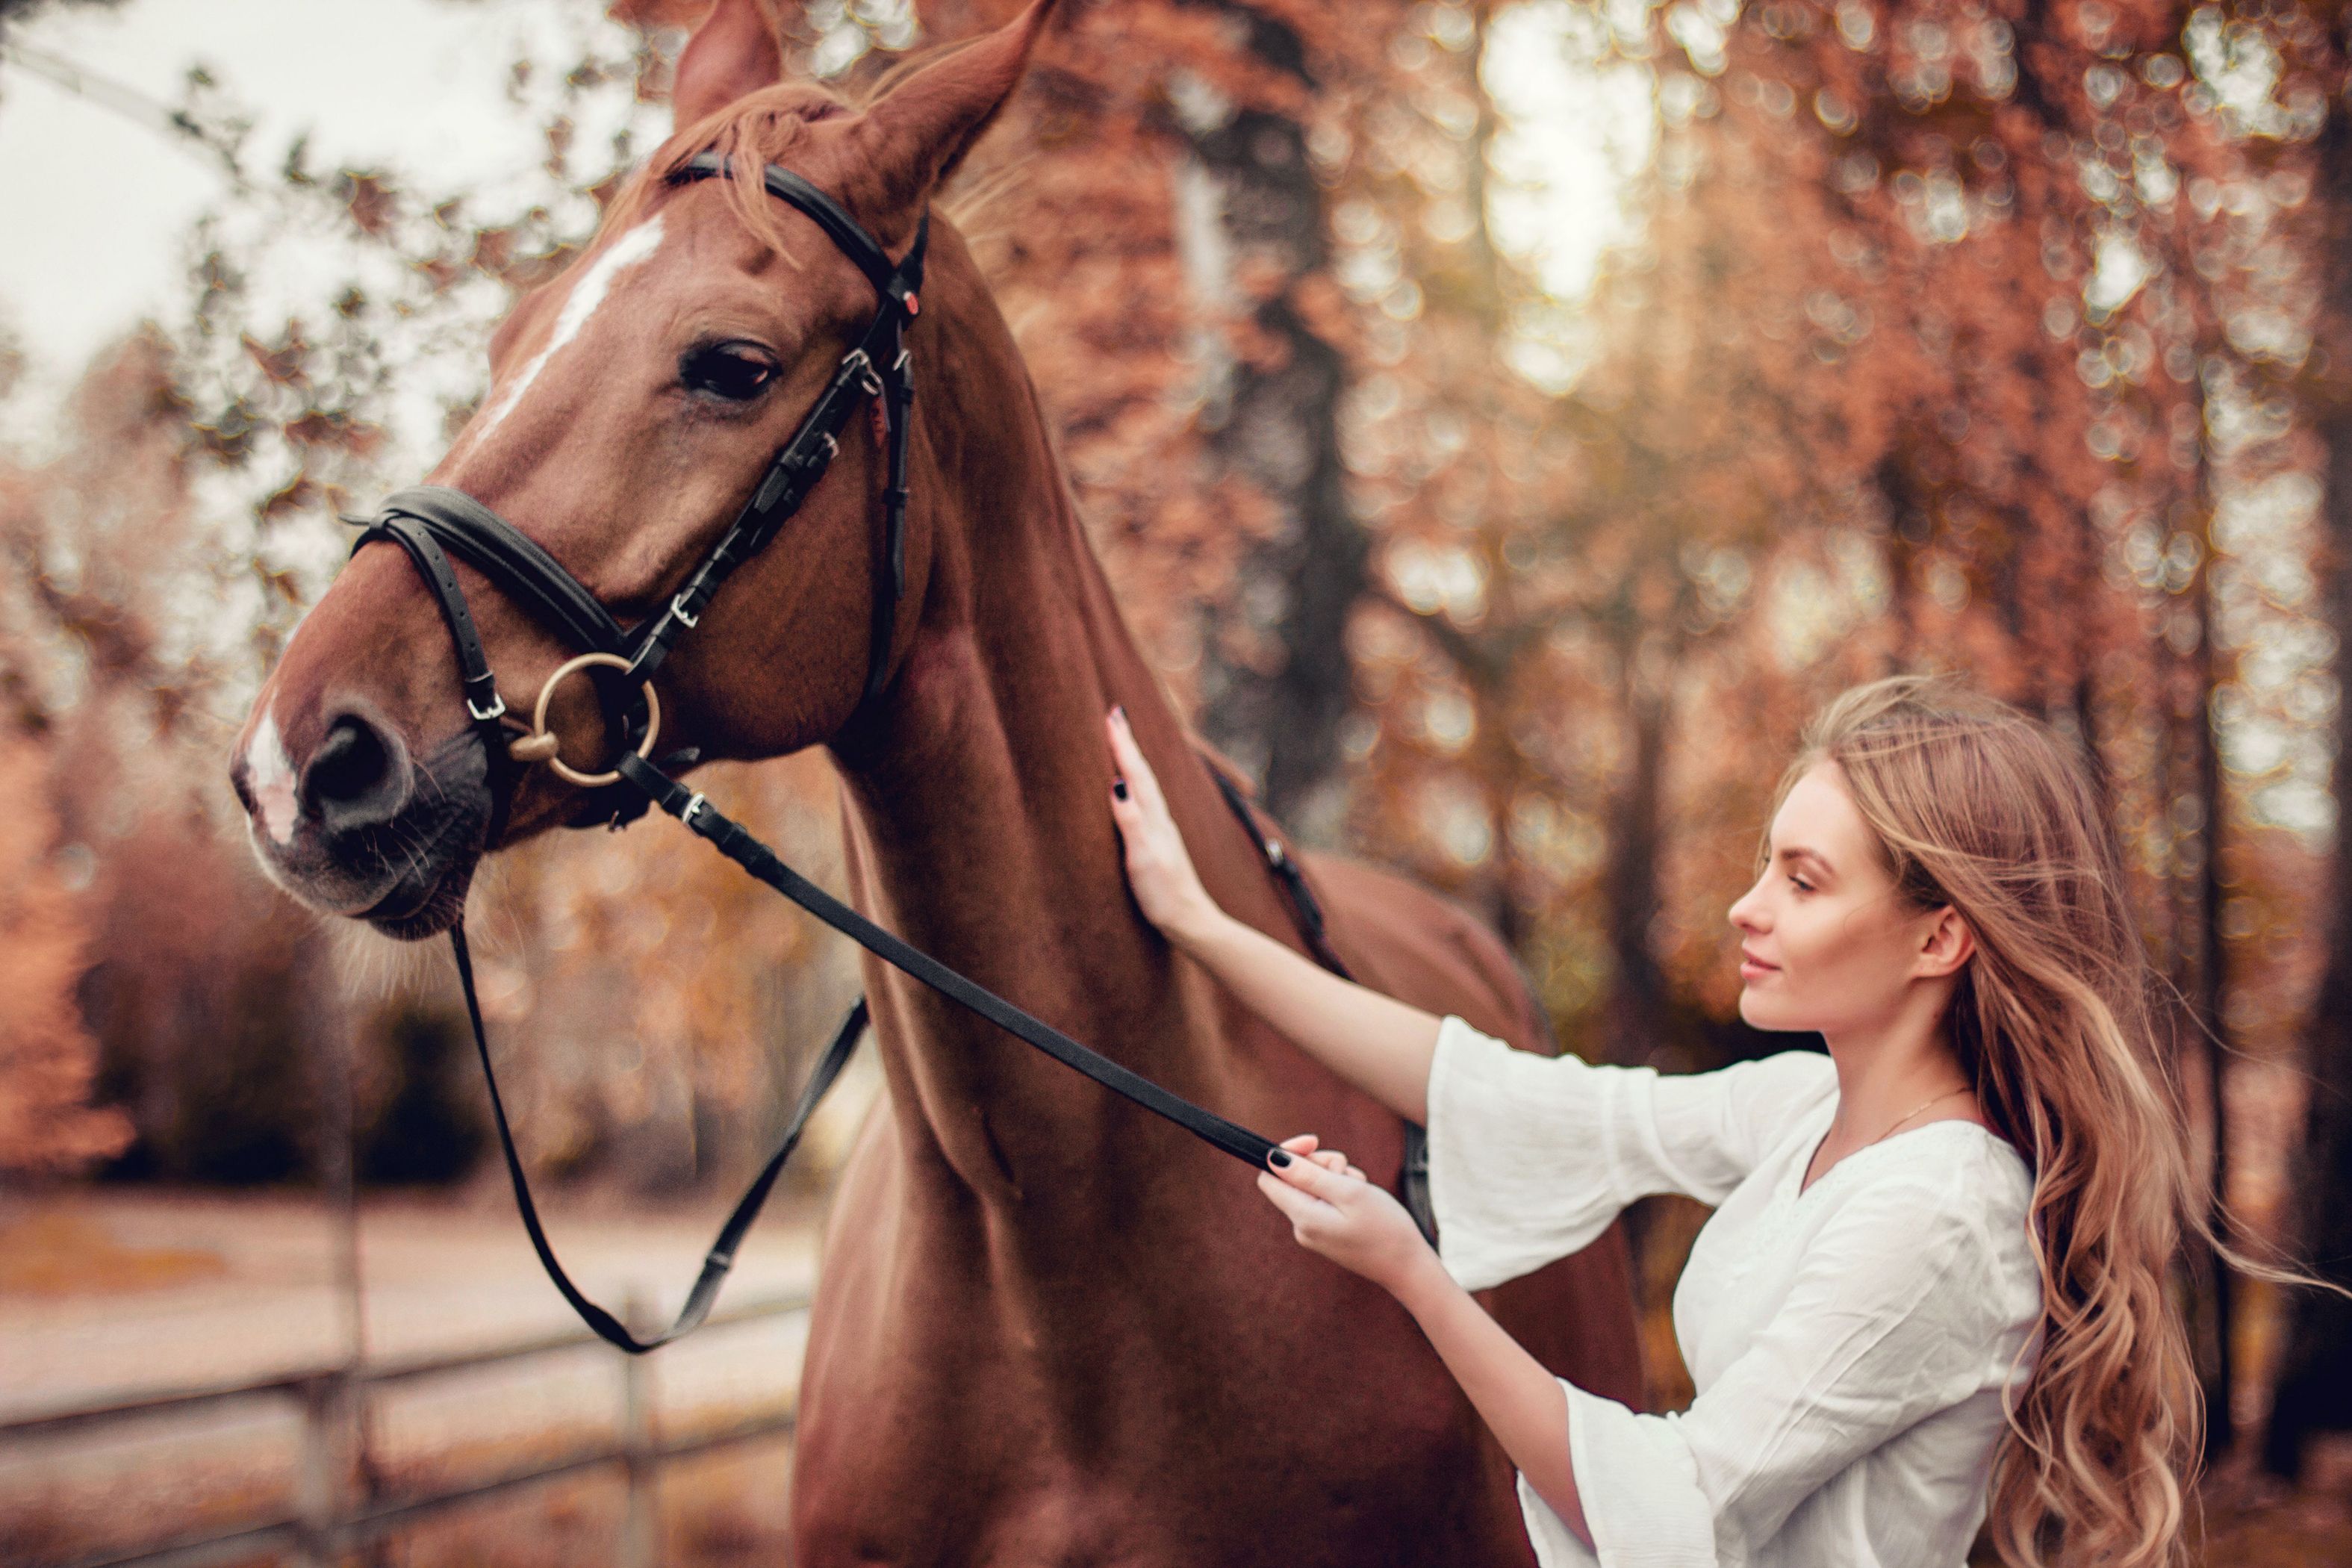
[592,84,859,270]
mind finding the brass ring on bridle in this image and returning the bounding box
[519,651,662,788]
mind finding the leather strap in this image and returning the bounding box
[374,488,633,658]
[1207,767,1437,1243]
[676,154,903,299]
[349,513,512,741]
[617,752,1284,1169]
[452,921,868,1354]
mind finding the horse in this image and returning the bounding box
[229,1,1643,1560]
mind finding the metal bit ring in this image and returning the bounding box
[520,652,662,788]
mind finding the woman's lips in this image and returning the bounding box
[1740,953,1779,980]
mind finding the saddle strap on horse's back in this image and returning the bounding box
[1204,766,1437,1245]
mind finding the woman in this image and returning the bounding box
[1104,674,2230,1567]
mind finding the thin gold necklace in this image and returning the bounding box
[1874,1084,1974,1145]
[1809,1085,1973,1191]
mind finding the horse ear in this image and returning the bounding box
[671,0,784,131]
[847,0,1057,215]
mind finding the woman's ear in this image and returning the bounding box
[671,0,784,132]
[1919,906,1976,977]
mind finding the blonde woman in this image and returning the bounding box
[1104,674,2231,1567]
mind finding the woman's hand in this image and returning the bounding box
[1105,706,1222,945]
[1257,1133,1435,1295]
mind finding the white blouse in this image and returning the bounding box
[1425,1014,2042,1568]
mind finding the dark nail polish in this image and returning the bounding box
[1267,1148,1292,1169]
[1113,778,1129,800]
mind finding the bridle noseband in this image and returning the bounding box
[340,154,1433,1355]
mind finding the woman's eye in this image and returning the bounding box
[1788,875,1814,894]
[681,343,780,402]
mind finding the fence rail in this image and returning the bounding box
[1,1292,812,1568]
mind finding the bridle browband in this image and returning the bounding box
[345,153,1434,1355]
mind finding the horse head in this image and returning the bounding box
[230,0,1054,937]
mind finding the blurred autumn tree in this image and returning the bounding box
[0,733,131,1178]
[2243,0,2352,1486]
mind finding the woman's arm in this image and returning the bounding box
[1180,913,1441,1123]
[1106,706,1443,1123]
[1393,1248,1593,1548]
[1257,1146,1595,1549]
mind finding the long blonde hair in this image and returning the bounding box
[1761,673,2238,1566]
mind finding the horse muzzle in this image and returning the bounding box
[231,704,494,939]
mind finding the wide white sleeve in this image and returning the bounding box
[1424,1014,1836,1292]
[1517,1181,2029,1567]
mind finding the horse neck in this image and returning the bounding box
[825,247,1281,1209]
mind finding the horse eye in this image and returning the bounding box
[681,342,779,402]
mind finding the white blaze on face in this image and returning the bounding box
[246,709,300,846]
[463,216,668,451]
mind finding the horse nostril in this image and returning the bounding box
[302,712,410,833]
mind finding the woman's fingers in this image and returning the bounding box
[1270,1149,1345,1198]
[1257,1169,1326,1224]
[1269,1142,1366,1198]
[1105,712,1173,848]
[1104,708,1150,795]
[1105,705,1216,935]
[1269,1130,1366,1183]
[1106,715,1142,809]
[1107,706,1172,818]
[1279,1134,1354,1177]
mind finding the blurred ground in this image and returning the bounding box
[2,1189,2349,1565]
[0,1187,818,1566]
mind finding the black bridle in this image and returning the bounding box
[358,152,925,823]
[347,153,1432,1355]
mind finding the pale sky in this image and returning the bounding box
[0,0,620,391]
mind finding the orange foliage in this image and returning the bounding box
[0,733,131,1175]
[0,4,2331,1249]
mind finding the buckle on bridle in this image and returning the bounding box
[681,792,709,827]
[512,650,665,788]
[670,592,701,631]
[847,348,884,397]
[468,691,508,724]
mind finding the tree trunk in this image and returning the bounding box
[2262,96,2352,1481]
[1175,6,1362,841]
[1600,613,1674,1068]
[2185,504,2236,1460]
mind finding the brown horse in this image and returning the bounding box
[231,1,1642,1560]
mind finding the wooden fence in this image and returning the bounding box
[0,1292,809,1568]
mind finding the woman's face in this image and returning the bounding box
[1727,758,1964,1039]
